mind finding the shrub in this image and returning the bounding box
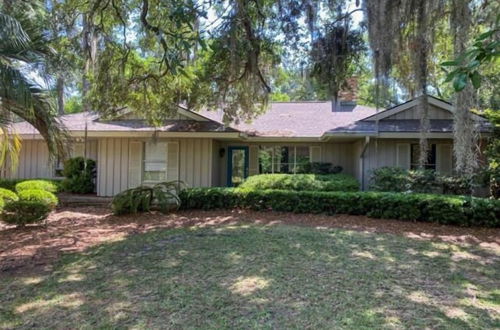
[18,189,58,208]
[179,188,500,227]
[15,180,59,193]
[112,181,186,215]
[370,167,482,195]
[406,169,440,193]
[0,198,4,211]
[0,188,18,204]
[369,167,408,192]
[441,176,473,195]
[61,157,96,193]
[0,179,23,191]
[239,174,359,192]
[301,162,343,174]
[1,201,51,227]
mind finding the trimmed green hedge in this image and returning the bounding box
[0,188,18,204]
[0,179,61,192]
[180,188,500,227]
[16,180,59,193]
[18,189,58,208]
[239,174,359,192]
[1,200,51,226]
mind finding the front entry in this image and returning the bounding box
[227,146,249,187]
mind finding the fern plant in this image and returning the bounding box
[112,181,186,215]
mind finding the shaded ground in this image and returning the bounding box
[1,222,499,329]
[1,207,499,275]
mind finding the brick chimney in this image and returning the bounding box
[333,77,358,112]
[339,77,358,102]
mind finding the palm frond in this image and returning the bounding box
[0,13,31,56]
[0,65,68,162]
[0,63,36,112]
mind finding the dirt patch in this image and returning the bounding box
[1,207,498,275]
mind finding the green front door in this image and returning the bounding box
[227,146,249,187]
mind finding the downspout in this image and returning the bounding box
[360,136,370,190]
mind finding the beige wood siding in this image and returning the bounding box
[97,138,212,196]
[396,143,411,169]
[167,141,180,180]
[383,105,452,120]
[2,139,98,179]
[361,138,455,189]
[179,138,213,188]
[310,146,322,162]
[98,138,126,196]
[352,140,364,184]
[436,144,453,175]
[211,140,221,186]
[127,141,142,189]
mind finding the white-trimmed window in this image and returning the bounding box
[143,141,167,182]
[410,143,436,170]
[258,146,310,174]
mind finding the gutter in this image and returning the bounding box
[320,131,377,141]
[360,136,370,191]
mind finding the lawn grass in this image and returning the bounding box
[1,224,499,329]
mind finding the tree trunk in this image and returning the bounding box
[82,13,99,112]
[56,75,64,115]
[451,0,478,175]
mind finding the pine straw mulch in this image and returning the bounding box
[1,207,499,275]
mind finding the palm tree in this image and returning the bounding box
[0,5,67,168]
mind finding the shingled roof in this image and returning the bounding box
[10,111,238,135]
[9,97,491,138]
[199,102,377,137]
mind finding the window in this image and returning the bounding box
[411,144,436,170]
[143,141,167,182]
[295,146,310,173]
[258,146,310,174]
[54,158,64,177]
[259,147,273,174]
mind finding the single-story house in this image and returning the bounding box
[1,94,492,196]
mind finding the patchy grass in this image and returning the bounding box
[1,223,499,329]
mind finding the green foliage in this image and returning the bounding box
[0,179,22,191]
[15,180,59,193]
[0,178,60,193]
[405,170,441,193]
[61,157,96,193]
[369,167,408,192]
[442,20,500,92]
[0,3,68,168]
[112,181,186,215]
[301,162,343,175]
[484,109,500,198]
[180,188,500,227]
[239,174,359,192]
[310,23,366,102]
[0,200,51,227]
[0,188,18,204]
[18,189,58,208]
[370,167,475,195]
[441,176,473,195]
[64,96,83,114]
[112,187,153,215]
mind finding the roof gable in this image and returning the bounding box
[382,104,453,120]
[360,95,486,122]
